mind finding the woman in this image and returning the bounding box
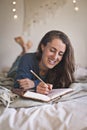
[9,30,75,95]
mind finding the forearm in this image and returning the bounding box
[14,78,40,90]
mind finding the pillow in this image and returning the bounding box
[74,65,87,81]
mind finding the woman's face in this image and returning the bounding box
[40,38,66,70]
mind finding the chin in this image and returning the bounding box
[47,65,55,69]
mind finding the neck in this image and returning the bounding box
[39,62,48,76]
[39,69,48,76]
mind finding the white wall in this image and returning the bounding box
[0,0,24,71]
[0,0,87,72]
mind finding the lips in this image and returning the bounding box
[48,58,57,65]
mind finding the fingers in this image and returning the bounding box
[17,79,53,95]
[17,78,34,90]
[36,82,53,95]
[47,84,53,90]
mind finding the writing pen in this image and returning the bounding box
[30,70,46,84]
[30,70,53,91]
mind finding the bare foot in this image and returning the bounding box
[26,40,32,49]
[22,41,32,53]
[14,36,24,47]
[14,36,33,55]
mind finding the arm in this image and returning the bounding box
[14,53,40,90]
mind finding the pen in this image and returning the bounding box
[30,70,46,84]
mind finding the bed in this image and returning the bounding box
[0,65,87,130]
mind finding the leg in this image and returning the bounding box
[14,36,32,55]
[7,36,32,79]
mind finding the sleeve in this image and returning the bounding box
[14,54,40,89]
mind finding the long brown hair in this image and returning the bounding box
[36,30,75,88]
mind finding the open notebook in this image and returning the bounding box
[20,88,73,102]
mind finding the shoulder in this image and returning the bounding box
[19,53,38,68]
[22,52,37,60]
[20,53,38,65]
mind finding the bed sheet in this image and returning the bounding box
[0,94,87,130]
[0,70,87,130]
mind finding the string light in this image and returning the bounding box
[72,0,79,12]
[75,6,79,11]
[12,0,18,19]
[13,1,16,5]
[73,0,76,3]
[14,14,18,19]
[12,8,16,12]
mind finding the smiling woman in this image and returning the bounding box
[7,30,75,95]
[39,38,66,70]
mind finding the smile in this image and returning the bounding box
[48,58,57,65]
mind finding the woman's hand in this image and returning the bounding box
[36,82,53,95]
[17,78,35,90]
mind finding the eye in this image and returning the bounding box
[59,52,64,56]
[50,48,56,52]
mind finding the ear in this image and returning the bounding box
[41,44,45,52]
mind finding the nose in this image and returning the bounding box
[53,52,59,60]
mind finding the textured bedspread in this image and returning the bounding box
[0,72,87,130]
